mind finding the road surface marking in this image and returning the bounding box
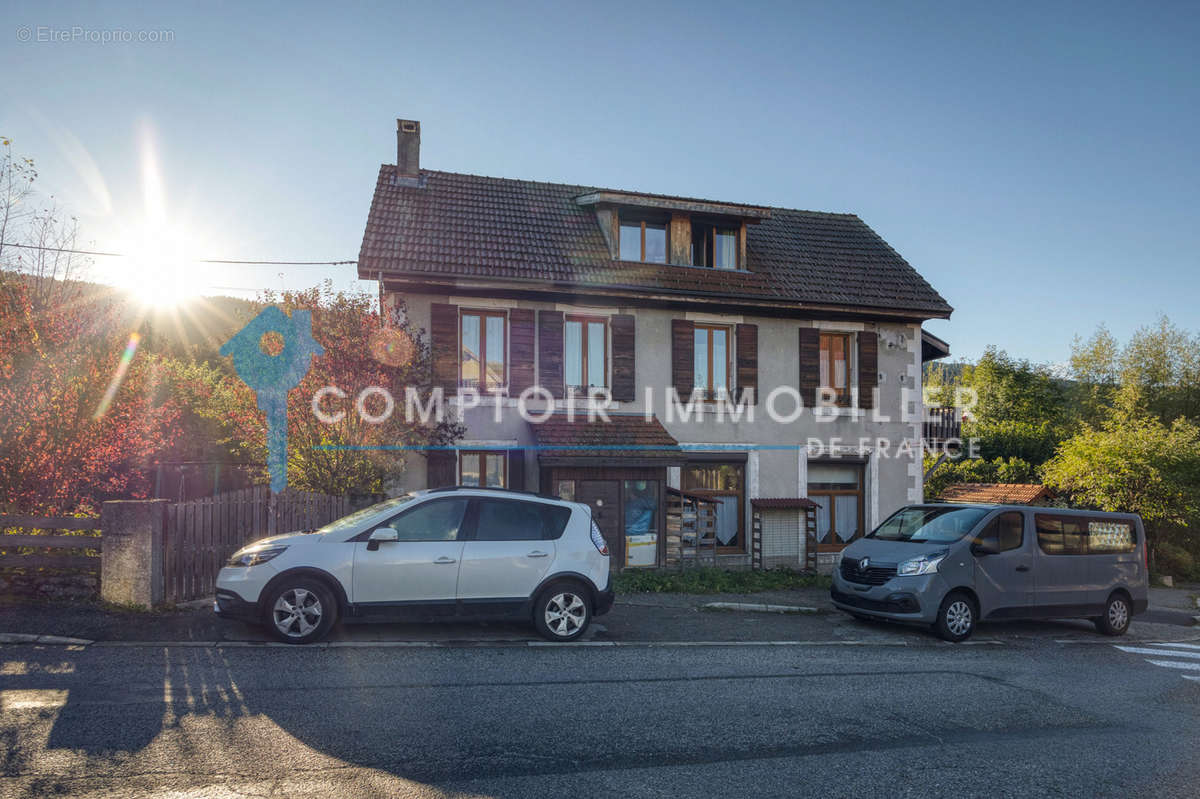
[1115,645,1200,660]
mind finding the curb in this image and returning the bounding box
[0,632,93,646]
[702,602,818,614]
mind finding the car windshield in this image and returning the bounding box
[317,495,416,537]
[868,506,992,544]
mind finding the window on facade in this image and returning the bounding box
[808,462,863,551]
[619,217,667,263]
[459,451,506,488]
[683,462,745,551]
[460,311,506,391]
[693,324,730,398]
[819,332,852,407]
[565,316,608,389]
[690,223,739,270]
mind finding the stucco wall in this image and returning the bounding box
[385,291,927,540]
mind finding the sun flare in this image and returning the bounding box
[117,222,206,307]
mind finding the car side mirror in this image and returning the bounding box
[971,537,999,556]
[366,527,400,551]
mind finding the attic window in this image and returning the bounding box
[691,222,739,270]
[619,216,667,263]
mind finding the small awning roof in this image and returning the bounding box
[751,497,820,510]
[922,329,951,362]
[530,413,684,466]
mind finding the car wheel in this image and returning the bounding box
[264,578,337,644]
[1095,593,1131,636]
[933,591,976,642]
[533,583,591,642]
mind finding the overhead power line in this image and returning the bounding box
[0,241,357,266]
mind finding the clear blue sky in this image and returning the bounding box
[2,0,1197,364]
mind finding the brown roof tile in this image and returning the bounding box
[939,483,1055,505]
[530,413,681,460]
[358,169,952,318]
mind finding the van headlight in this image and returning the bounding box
[897,553,945,576]
[226,546,288,568]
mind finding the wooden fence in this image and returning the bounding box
[0,515,103,570]
[0,516,103,599]
[163,486,383,602]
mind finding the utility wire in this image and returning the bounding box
[0,241,357,266]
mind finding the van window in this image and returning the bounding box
[977,511,1023,553]
[1087,520,1136,553]
[869,506,991,544]
[1035,515,1087,555]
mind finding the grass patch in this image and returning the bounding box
[613,567,831,595]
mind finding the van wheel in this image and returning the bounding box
[1095,593,1131,636]
[933,592,976,642]
[533,583,591,642]
[263,578,337,644]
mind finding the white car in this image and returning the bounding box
[214,487,613,643]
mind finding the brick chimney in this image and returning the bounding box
[396,119,420,181]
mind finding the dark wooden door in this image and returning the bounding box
[577,480,622,566]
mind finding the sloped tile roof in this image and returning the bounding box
[530,413,681,460]
[939,483,1055,505]
[359,168,952,318]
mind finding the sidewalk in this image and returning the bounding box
[1,587,1196,647]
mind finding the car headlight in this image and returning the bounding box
[226,546,288,568]
[897,553,945,576]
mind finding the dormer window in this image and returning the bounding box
[691,222,739,270]
[619,216,667,263]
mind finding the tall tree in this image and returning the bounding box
[1041,410,1200,576]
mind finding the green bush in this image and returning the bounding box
[613,567,831,595]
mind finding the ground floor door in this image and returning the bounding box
[576,480,622,565]
[544,465,668,570]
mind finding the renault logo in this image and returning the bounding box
[859,557,870,571]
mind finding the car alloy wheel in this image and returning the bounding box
[273,587,323,638]
[945,599,973,637]
[544,591,587,638]
[1108,597,1129,631]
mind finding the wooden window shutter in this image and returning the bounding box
[735,323,758,405]
[671,319,695,400]
[509,308,536,396]
[798,327,820,406]
[430,303,459,396]
[537,310,564,399]
[507,449,525,491]
[610,314,636,402]
[858,331,878,410]
[426,449,456,488]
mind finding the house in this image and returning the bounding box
[939,483,1055,505]
[357,119,953,571]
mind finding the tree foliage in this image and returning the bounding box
[0,274,180,514]
[1042,412,1200,577]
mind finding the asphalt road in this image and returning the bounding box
[2,633,1199,799]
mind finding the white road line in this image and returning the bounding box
[1152,642,1200,651]
[1116,646,1200,660]
[1184,675,1200,682]
[1145,659,1200,672]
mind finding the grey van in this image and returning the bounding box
[830,504,1148,641]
